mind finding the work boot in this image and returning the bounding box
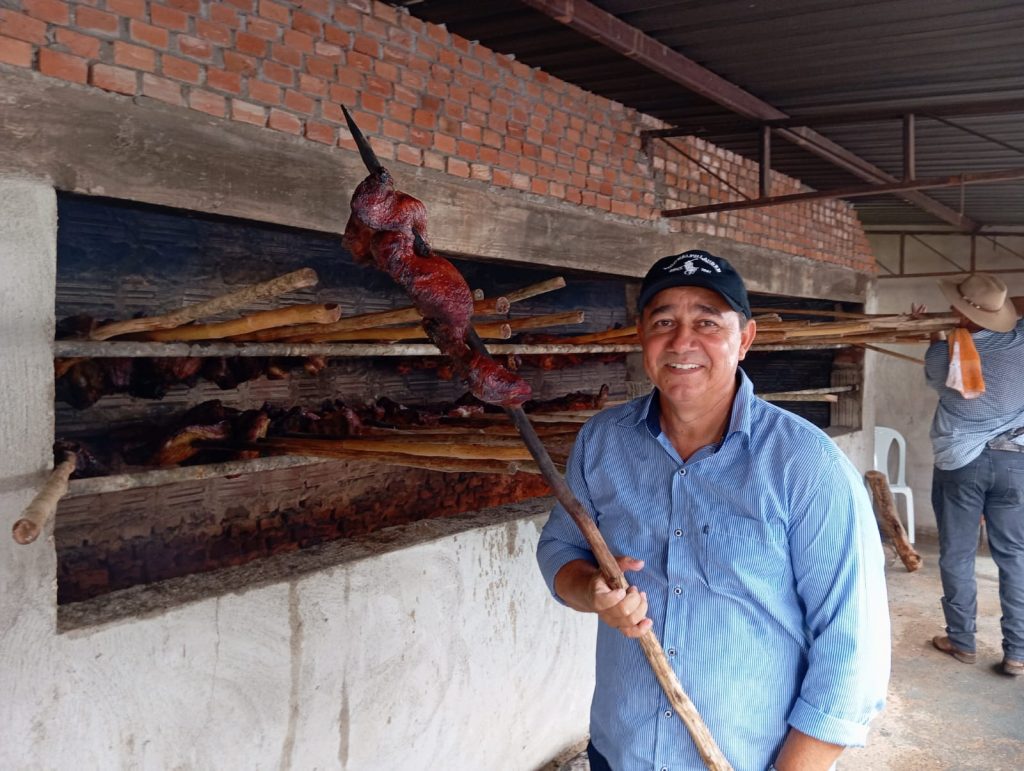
[932,635,976,664]
[1003,657,1024,676]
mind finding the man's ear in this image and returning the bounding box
[738,318,757,360]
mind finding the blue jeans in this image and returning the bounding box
[932,447,1024,660]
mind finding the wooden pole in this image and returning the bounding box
[864,471,922,572]
[89,268,319,340]
[12,451,77,544]
[140,303,341,341]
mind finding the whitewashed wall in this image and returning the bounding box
[0,178,594,771]
[867,233,1024,536]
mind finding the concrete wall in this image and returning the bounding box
[0,177,594,770]
[866,233,1024,536]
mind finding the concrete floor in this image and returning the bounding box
[552,537,1024,771]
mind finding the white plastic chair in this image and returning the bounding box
[873,426,915,543]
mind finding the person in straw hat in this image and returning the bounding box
[922,272,1024,676]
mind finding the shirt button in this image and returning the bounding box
[678,468,687,476]
[674,528,683,537]
[664,710,673,718]
[667,647,676,657]
[673,586,682,595]
[661,767,669,771]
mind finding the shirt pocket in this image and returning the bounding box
[699,513,788,597]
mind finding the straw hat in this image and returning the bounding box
[938,273,1018,333]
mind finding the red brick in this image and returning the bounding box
[55,29,101,59]
[210,2,241,27]
[263,60,293,86]
[382,119,408,142]
[247,79,281,105]
[304,120,334,145]
[298,73,325,96]
[259,0,290,25]
[422,150,445,171]
[433,133,456,154]
[305,56,335,80]
[0,35,33,67]
[396,144,421,166]
[235,32,267,56]
[492,169,512,187]
[323,23,350,47]
[271,43,301,67]
[161,54,202,84]
[114,41,156,71]
[39,47,87,82]
[247,17,280,41]
[326,84,355,109]
[141,72,183,105]
[352,33,379,58]
[231,98,267,126]
[224,50,258,75]
[292,11,321,36]
[196,20,232,47]
[178,36,214,60]
[90,63,137,95]
[360,91,385,115]
[189,88,226,117]
[283,89,314,114]
[151,4,188,32]
[332,6,359,28]
[268,108,301,134]
[130,20,169,49]
[23,0,69,25]
[283,29,313,53]
[207,67,243,94]
[447,157,470,178]
[106,0,146,19]
[0,10,47,44]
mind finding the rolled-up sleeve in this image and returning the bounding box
[536,426,599,600]
[785,452,891,746]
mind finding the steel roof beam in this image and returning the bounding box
[520,0,977,231]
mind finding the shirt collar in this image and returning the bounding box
[621,368,756,441]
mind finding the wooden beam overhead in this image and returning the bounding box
[520,0,978,231]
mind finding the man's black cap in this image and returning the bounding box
[637,250,752,318]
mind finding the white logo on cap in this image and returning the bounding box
[664,252,721,275]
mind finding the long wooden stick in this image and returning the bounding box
[295,321,513,343]
[340,104,730,769]
[139,303,341,341]
[258,436,534,462]
[864,471,922,572]
[12,451,76,545]
[89,268,319,340]
[857,344,926,365]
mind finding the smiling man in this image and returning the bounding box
[537,251,890,771]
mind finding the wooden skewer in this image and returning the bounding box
[233,295,510,343]
[213,442,533,475]
[857,344,926,365]
[293,321,513,343]
[507,311,585,331]
[140,304,342,341]
[89,268,319,340]
[865,471,922,572]
[562,324,637,344]
[258,436,534,461]
[12,451,77,545]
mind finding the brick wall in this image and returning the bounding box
[0,0,875,271]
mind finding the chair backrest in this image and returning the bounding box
[874,425,907,486]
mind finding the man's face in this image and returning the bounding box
[638,286,756,412]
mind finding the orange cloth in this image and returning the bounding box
[946,328,985,399]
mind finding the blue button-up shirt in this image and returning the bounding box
[925,317,1024,470]
[537,371,890,771]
